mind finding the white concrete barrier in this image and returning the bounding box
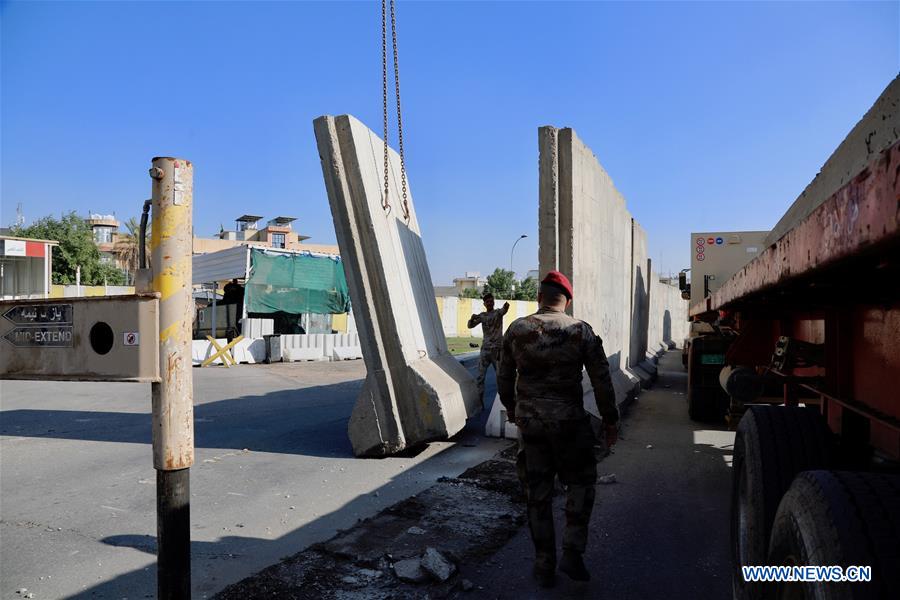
[240,318,274,339]
[192,338,228,365]
[232,338,266,364]
[192,337,267,365]
[280,333,363,362]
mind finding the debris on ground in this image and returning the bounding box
[598,474,617,484]
[646,444,653,449]
[214,446,524,599]
[421,547,456,581]
[393,558,429,583]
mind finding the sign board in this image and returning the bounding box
[4,303,73,325]
[4,326,73,347]
[689,231,769,302]
[0,295,160,382]
[1,239,26,257]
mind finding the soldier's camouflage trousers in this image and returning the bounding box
[475,346,500,404]
[516,416,597,566]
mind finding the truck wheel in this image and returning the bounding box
[731,406,833,600]
[767,470,900,600]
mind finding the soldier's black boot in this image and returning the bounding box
[559,549,590,581]
[532,553,556,588]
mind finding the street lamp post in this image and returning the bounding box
[510,234,527,276]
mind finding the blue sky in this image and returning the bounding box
[2,1,897,284]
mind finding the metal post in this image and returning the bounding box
[149,157,194,600]
[210,285,217,338]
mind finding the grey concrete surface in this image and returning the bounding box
[538,125,690,416]
[462,351,736,599]
[0,359,502,599]
[314,114,479,457]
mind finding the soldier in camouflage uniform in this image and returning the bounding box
[498,270,619,588]
[467,293,510,406]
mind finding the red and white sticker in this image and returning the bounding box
[696,237,705,246]
[124,332,139,346]
[707,237,715,245]
[696,254,705,261]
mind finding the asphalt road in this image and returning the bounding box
[461,351,736,599]
[1,351,735,600]
[0,356,503,600]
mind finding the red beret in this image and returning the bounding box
[541,270,573,299]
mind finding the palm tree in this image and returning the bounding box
[114,216,150,284]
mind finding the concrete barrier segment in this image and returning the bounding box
[313,114,479,457]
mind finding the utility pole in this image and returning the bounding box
[148,157,194,600]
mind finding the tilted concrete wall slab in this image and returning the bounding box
[538,125,688,411]
[314,115,479,457]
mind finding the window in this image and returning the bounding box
[271,233,286,249]
[94,226,114,244]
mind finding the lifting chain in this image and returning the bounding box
[381,0,410,221]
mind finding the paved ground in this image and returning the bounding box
[2,351,735,599]
[0,357,502,600]
[461,351,736,598]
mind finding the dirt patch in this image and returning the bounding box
[214,442,523,599]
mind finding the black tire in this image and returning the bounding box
[767,470,900,600]
[732,406,834,600]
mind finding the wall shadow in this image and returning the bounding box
[663,309,673,344]
[57,368,500,599]
[629,265,649,365]
[1,380,361,458]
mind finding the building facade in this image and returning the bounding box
[0,236,57,299]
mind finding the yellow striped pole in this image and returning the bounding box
[149,157,193,599]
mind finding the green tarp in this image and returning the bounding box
[245,249,351,315]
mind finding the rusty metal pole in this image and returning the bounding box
[149,157,194,599]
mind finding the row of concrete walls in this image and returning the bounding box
[648,277,691,354]
[539,125,689,404]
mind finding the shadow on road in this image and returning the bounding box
[1,381,362,458]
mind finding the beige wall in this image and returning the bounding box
[193,237,340,256]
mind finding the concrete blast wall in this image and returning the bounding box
[314,115,479,457]
[539,126,689,412]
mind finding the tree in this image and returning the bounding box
[460,287,482,299]
[114,216,151,281]
[11,212,125,285]
[483,268,515,299]
[515,276,538,301]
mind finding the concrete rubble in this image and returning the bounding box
[421,547,457,581]
[393,558,429,583]
[313,114,480,457]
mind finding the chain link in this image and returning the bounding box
[380,0,409,220]
[390,0,410,221]
[381,0,391,213]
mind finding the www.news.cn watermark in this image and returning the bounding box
[742,566,872,583]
